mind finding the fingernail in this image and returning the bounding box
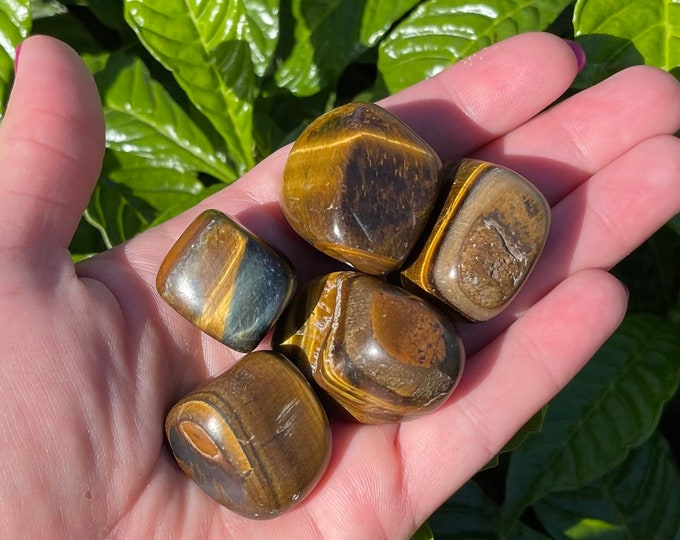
[564,39,586,72]
[14,42,22,73]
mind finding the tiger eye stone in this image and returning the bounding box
[281,102,442,275]
[165,351,331,519]
[156,210,297,352]
[401,159,550,322]
[274,271,464,424]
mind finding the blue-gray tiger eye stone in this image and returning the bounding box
[156,210,297,352]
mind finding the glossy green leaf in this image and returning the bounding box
[31,0,67,19]
[502,315,680,528]
[573,0,680,88]
[84,176,157,248]
[534,433,680,539]
[149,182,223,227]
[378,0,572,93]
[0,0,31,117]
[96,52,235,182]
[103,150,205,211]
[275,0,418,96]
[409,521,434,540]
[240,0,279,77]
[124,0,258,173]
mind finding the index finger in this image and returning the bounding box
[126,32,582,276]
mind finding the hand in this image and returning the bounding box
[1,33,678,539]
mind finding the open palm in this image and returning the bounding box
[1,33,679,539]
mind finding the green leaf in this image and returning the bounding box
[429,480,548,539]
[612,226,680,318]
[534,433,680,539]
[378,0,573,93]
[124,0,259,174]
[573,0,680,88]
[668,212,680,236]
[31,10,104,53]
[31,0,67,19]
[275,0,419,96]
[103,150,205,213]
[69,216,107,260]
[149,182,222,227]
[240,0,279,77]
[485,406,547,470]
[409,521,434,540]
[96,52,235,182]
[502,405,547,454]
[0,0,31,117]
[430,481,501,538]
[87,0,129,33]
[84,176,157,248]
[502,315,680,528]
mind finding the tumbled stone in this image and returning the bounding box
[401,159,550,321]
[274,271,464,424]
[281,102,442,275]
[165,351,331,519]
[156,210,297,352]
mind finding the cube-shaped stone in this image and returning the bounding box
[401,159,550,321]
[281,102,442,275]
[157,210,297,352]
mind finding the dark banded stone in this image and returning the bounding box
[401,159,550,321]
[274,271,464,424]
[281,102,442,275]
[156,210,297,352]
[165,351,331,519]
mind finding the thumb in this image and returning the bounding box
[0,35,105,263]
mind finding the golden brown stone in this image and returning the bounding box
[274,272,464,424]
[401,159,550,321]
[165,351,331,519]
[281,102,442,275]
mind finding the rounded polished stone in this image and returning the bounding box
[281,102,442,275]
[401,159,550,321]
[274,271,464,424]
[156,210,297,352]
[165,351,332,519]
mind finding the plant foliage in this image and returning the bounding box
[1,1,679,537]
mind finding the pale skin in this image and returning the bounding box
[0,32,679,539]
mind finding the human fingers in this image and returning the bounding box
[399,269,628,528]
[461,133,680,355]
[0,36,105,263]
[123,32,583,296]
[475,65,680,204]
[382,32,581,160]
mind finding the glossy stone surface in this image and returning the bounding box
[274,271,464,424]
[165,351,331,519]
[157,210,297,352]
[281,102,442,275]
[401,159,550,321]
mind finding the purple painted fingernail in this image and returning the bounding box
[14,42,22,73]
[564,39,586,72]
